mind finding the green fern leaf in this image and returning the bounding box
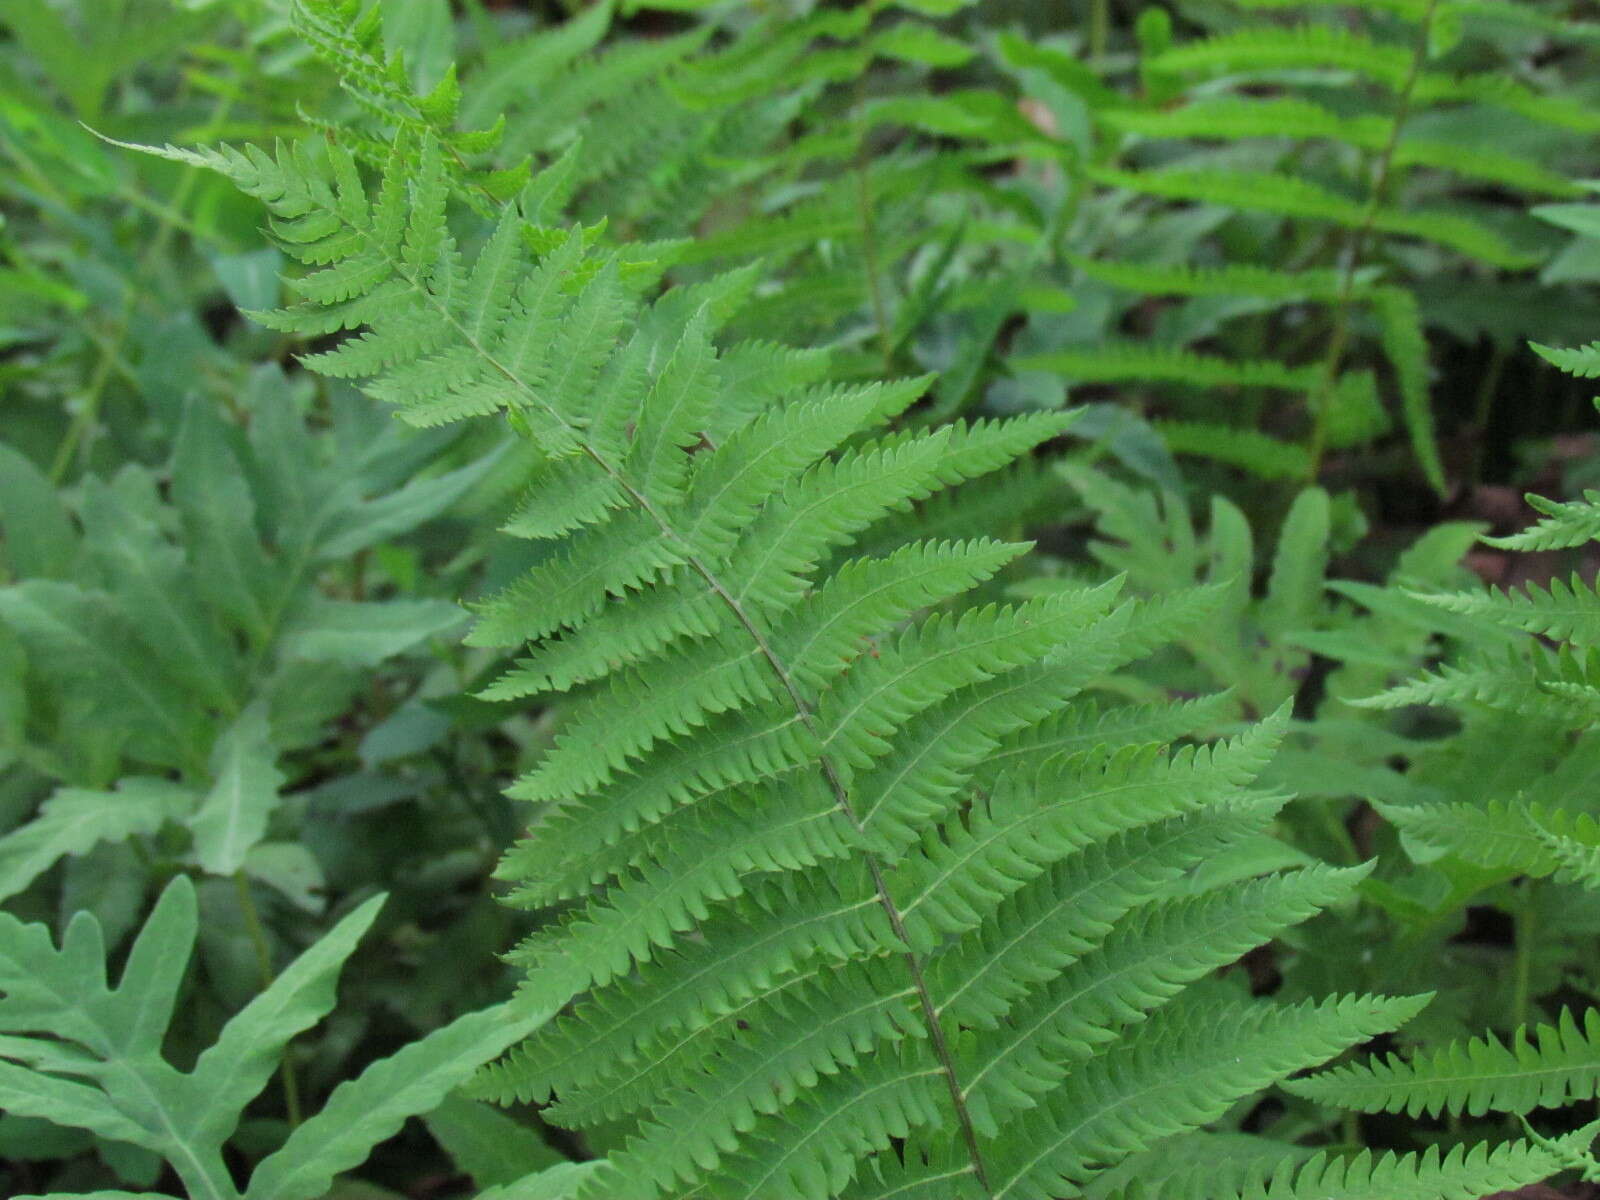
[1017,342,1322,393]
[1103,99,1580,197]
[1148,26,1416,91]
[184,102,1432,1200]
[1485,491,1600,551]
[1088,166,1538,268]
[1415,574,1600,644]
[1369,287,1446,494]
[1233,1134,1598,1200]
[1156,421,1313,482]
[1069,252,1346,302]
[984,994,1430,1200]
[1532,340,1600,378]
[1287,1007,1600,1118]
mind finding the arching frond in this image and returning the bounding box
[160,121,1416,1200]
[1416,573,1600,644]
[1484,491,1600,552]
[1232,1136,1597,1200]
[1088,166,1537,268]
[1287,1007,1600,1117]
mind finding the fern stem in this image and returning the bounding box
[1512,890,1535,1031]
[369,236,1004,1196]
[311,198,1001,1188]
[666,538,998,1194]
[1089,0,1110,66]
[1469,338,1509,486]
[49,87,238,484]
[855,138,896,376]
[235,871,304,1128]
[603,470,1000,1193]
[1305,0,1438,481]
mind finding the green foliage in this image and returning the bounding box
[0,3,555,1192]
[155,2,1595,1181]
[1289,1007,1600,1117]
[997,0,1595,494]
[1049,181,1600,1189]
[0,875,550,1200]
[195,119,1403,1198]
[5,0,1600,1197]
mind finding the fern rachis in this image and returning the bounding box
[144,6,1591,1192]
[146,126,1429,1199]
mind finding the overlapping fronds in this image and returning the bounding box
[1035,0,1594,496]
[1087,166,1535,269]
[1357,643,1600,722]
[1417,573,1600,643]
[160,113,1443,1200]
[292,0,530,210]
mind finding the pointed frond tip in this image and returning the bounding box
[1287,1007,1600,1118]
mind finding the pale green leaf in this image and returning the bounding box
[190,704,284,876]
[244,995,560,1200]
[0,779,193,903]
[281,598,466,666]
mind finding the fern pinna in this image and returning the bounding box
[144,104,1592,1199]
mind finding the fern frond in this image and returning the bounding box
[1354,643,1600,721]
[1415,574,1600,644]
[1147,26,1600,134]
[290,0,527,208]
[1414,72,1600,134]
[1447,0,1600,43]
[1535,810,1600,890]
[1017,342,1321,393]
[891,714,1290,949]
[186,102,1425,1200]
[1484,491,1600,551]
[1369,287,1446,493]
[475,871,894,1108]
[928,805,1282,1031]
[1088,166,1538,268]
[853,661,1097,856]
[1233,1135,1594,1200]
[1102,99,1580,197]
[1156,421,1313,481]
[1149,25,1416,90]
[1372,796,1595,880]
[954,863,1376,1135]
[1287,1007,1600,1117]
[1068,251,1348,302]
[1228,0,1429,14]
[978,693,1235,781]
[1532,340,1600,378]
[984,994,1429,1200]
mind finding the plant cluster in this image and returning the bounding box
[3,1,1600,1198]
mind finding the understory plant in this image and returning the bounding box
[136,6,1600,1186]
[5,0,1600,1197]
[1049,189,1600,1181]
[0,875,557,1200]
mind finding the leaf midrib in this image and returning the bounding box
[325,187,1002,1194]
